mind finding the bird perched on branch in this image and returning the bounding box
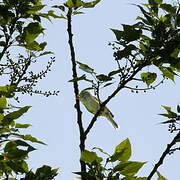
[77,89,118,129]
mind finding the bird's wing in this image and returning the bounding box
[84,103,96,114]
[93,94,114,118]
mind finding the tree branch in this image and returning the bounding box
[147,131,180,180]
[67,8,86,175]
[84,60,148,136]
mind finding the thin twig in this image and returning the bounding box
[124,78,165,91]
[147,131,180,180]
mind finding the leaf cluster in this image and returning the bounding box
[0,0,59,98]
[52,0,100,18]
[0,91,59,179]
[75,139,147,180]
[0,0,59,179]
[70,0,179,95]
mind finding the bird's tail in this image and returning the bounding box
[107,115,119,129]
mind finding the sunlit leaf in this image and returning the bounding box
[3,106,31,125]
[68,74,86,82]
[0,85,16,98]
[66,0,75,8]
[110,138,131,162]
[114,161,146,176]
[0,96,7,109]
[162,106,171,111]
[73,11,84,15]
[23,134,46,145]
[24,22,43,44]
[82,0,100,8]
[76,61,95,74]
[15,123,31,128]
[0,113,4,121]
[159,66,177,82]
[92,147,110,156]
[157,171,167,180]
[39,51,54,57]
[81,150,103,163]
[96,74,113,82]
[141,72,157,87]
[48,10,61,18]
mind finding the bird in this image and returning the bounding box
[78,89,118,129]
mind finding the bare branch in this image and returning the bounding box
[67,8,86,175]
[147,131,180,180]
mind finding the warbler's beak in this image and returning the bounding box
[76,94,80,100]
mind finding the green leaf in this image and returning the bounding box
[108,69,122,76]
[21,161,29,173]
[162,106,171,111]
[111,29,124,41]
[114,44,137,60]
[141,72,157,87]
[92,147,110,156]
[3,106,31,125]
[110,138,131,162]
[157,171,167,180]
[48,10,61,18]
[52,5,65,12]
[96,74,113,82]
[66,0,75,8]
[0,113,4,122]
[39,51,54,57]
[160,119,176,124]
[159,106,177,118]
[39,42,47,50]
[155,0,162,4]
[74,0,83,8]
[76,61,95,74]
[73,11,84,15]
[0,96,7,109]
[114,161,146,176]
[148,0,158,14]
[82,0,100,8]
[24,22,43,44]
[111,25,142,43]
[103,82,113,87]
[23,134,46,145]
[137,5,154,25]
[6,160,29,173]
[4,140,36,159]
[35,165,58,179]
[68,74,86,82]
[15,123,31,128]
[0,85,16,98]
[159,67,175,82]
[25,41,42,51]
[160,4,176,14]
[81,150,103,163]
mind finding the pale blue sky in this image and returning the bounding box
[17,0,180,179]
